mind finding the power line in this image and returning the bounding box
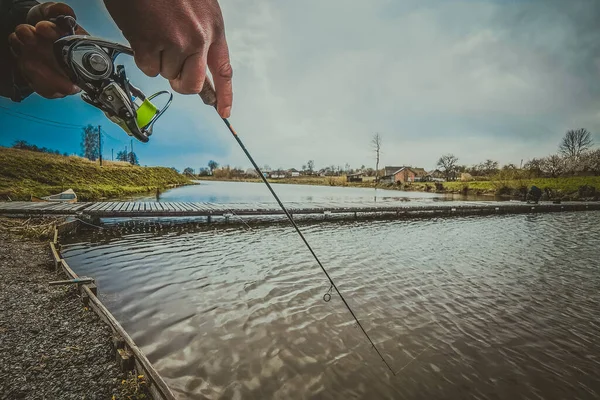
[0,104,84,128]
[0,107,82,130]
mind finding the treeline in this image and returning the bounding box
[12,140,67,156]
[437,129,599,180]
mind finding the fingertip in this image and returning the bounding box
[219,106,231,119]
[15,24,36,45]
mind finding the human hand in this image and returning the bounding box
[8,2,88,99]
[103,0,233,118]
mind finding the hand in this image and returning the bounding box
[8,3,88,99]
[103,0,233,118]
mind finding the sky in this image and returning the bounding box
[1,0,599,171]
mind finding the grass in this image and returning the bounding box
[409,176,600,198]
[0,147,192,201]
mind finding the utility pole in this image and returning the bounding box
[98,125,102,166]
[130,139,134,165]
[111,148,114,161]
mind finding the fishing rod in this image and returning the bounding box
[197,84,396,375]
[50,17,394,374]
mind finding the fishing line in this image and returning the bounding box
[218,117,395,375]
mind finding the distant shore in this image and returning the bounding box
[196,175,600,201]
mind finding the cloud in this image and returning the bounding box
[3,0,599,171]
[213,0,600,170]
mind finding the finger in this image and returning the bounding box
[44,3,76,19]
[35,21,61,41]
[14,24,37,46]
[170,52,207,95]
[133,44,161,77]
[8,32,24,57]
[23,62,80,97]
[207,39,233,118]
[159,48,187,81]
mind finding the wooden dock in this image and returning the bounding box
[0,200,599,220]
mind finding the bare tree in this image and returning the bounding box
[524,158,544,177]
[580,149,600,176]
[541,154,565,178]
[437,154,458,181]
[307,160,315,174]
[372,133,382,182]
[559,128,593,157]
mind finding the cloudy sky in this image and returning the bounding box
[1,0,599,171]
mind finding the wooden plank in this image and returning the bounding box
[125,202,136,212]
[57,258,175,400]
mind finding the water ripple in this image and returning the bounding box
[61,211,600,399]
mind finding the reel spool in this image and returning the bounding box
[54,34,172,143]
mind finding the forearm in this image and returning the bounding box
[0,0,40,101]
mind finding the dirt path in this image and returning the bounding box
[0,220,132,399]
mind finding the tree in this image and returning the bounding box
[559,128,593,158]
[524,158,544,177]
[208,160,219,174]
[372,133,382,181]
[481,159,499,176]
[307,160,315,174]
[541,154,565,178]
[81,125,99,161]
[302,164,307,172]
[128,151,139,166]
[183,167,195,176]
[437,154,458,181]
[116,150,128,162]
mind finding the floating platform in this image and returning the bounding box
[0,200,598,221]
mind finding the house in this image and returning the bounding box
[346,172,364,182]
[411,168,428,182]
[424,169,445,182]
[380,166,428,184]
[245,168,258,177]
[384,166,406,177]
[287,168,300,177]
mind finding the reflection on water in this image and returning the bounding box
[138,180,449,204]
[62,212,600,399]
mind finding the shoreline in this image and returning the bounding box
[0,217,151,399]
[194,176,600,201]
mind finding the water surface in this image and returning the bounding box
[62,211,600,399]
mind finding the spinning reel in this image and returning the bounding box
[53,17,172,143]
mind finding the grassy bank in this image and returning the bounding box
[409,176,600,199]
[0,147,192,201]
[197,175,600,200]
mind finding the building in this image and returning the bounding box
[384,166,406,177]
[287,168,300,177]
[381,166,428,184]
[346,172,364,182]
[424,169,445,182]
